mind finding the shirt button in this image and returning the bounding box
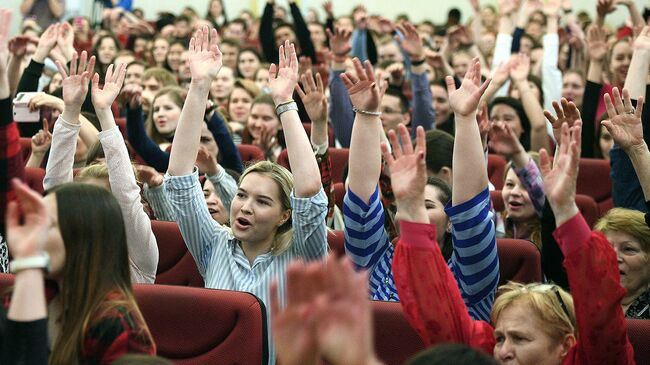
[384,277,389,284]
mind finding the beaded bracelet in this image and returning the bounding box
[352,106,382,117]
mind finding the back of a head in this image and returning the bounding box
[142,67,179,88]
[406,343,499,365]
[425,129,454,174]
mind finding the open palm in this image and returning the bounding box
[540,122,582,211]
[92,63,126,110]
[602,88,645,151]
[489,122,523,158]
[57,51,95,109]
[297,70,328,123]
[341,58,381,112]
[269,40,299,104]
[383,124,426,205]
[447,58,491,117]
[544,98,582,144]
[6,179,50,259]
[188,26,223,82]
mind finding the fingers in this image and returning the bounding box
[352,58,366,81]
[340,73,354,89]
[387,129,402,160]
[476,78,492,99]
[55,60,68,79]
[414,125,426,156]
[105,64,114,84]
[544,109,558,126]
[5,201,18,232]
[622,88,634,113]
[364,60,375,83]
[445,75,456,94]
[315,72,324,93]
[604,93,617,119]
[91,72,100,92]
[202,25,209,52]
[295,82,306,100]
[612,87,626,114]
[289,42,298,71]
[87,55,96,78]
[189,36,196,53]
[11,178,43,214]
[70,51,78,76]
[539,148,552,176]
[278,43,286,70]
[268,63,278,81]
[636,96,644,119]
[78,50,87,75]
[42,118,49,133]
[398,124,413,155]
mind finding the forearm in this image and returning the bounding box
[47,0,64,18]
[43,116,79,189]
[627,143,650,201]
[452,114,488,205]
[410,68,435,134]
[25,152,46,168]
[78,113,100,148]
[20,0,35,15]
[8,269,46,321]
[348,114,382,203]
[310,120,329,147]
[516,81,549,152]
[7,56,25,98]
[625,3,644,27]
[587,59,604,84]
[280,109,322,197]
[259,3,277,63]
[290,2,317,62]
[126,105,170,172]
[624,50,650,101]
[168,80,210,176]
[580,81,602,158]
[329,70,355,147]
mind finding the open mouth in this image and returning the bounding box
[508,201,524,208]
[235,217,252,229]
[208,208,219,215]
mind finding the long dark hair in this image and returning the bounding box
[91,33,122,81]
[426,177,453,260]
[47,183,152,365]
[489,97,531,151]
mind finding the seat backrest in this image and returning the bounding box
[372,300,426,365]
[276,148,290,171]
[115,117,128,140]
[134,284,267,365]
[487,154,507,190]
[497,238,542,285]
[327,229,345,257]
[20,137,32,162]
[24,167,45,194]
[577,158,612,215]
[277,148,349,185]
[236,144,265,164]
[151,221,204,287]
[627,319,650,365]
[333,182,345,211]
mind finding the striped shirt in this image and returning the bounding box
[343,186,499,321]
[164,169,328,364]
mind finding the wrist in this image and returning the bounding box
[395,201,428,224]
[61,107,81,123]
[190,78,212,90]
[32,50,49,64]
[552,202,579,227]
[624,141,649,155]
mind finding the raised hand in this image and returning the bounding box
[602,87,645,152]
[498,0,520,16]
[586,25,608,62]
[119,83,143,109]
[446,57,491,117]
[477,101,491,150]
[491,59,513,87]
[382,124,427,213]
[544,98,582,143]
[91,63,127,110]
[269,40,300,104]
[298,55,313,77]
[633,26,650,52]
[326,27,351,58]
[195,144,219,176]
[0,9,12,74]
[188,26,223,82]
[56,51,96,113]
[395,22,424,61]
[596,0,616,18]
[30,119,52,155]
[322,1,334,16]
[297,69,328,123]
[488,121,525,158]
[5,179,50,259]
[543,0,562,16]
[136,165,164,188]
[341,58,382,113]
[56,22,75,63]
[8,35,37,59]
[509,53,530,83]
[539,121,582,225]
[33,23,59,63]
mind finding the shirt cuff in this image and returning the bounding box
[97,125,120,140]
[164,166,200,191]
[56,115,81,131]
[205,164,228,182]
[552,212,591,257]
[398,220,439,250]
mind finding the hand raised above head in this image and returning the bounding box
[269,40,300,105]
[601,87,645,152]
[91,63,127,110]
[340,58,382,114]
[544,97,582,144]
[296,69,328,124]
[56,51,96,111]
[188,26,223,83]
[446,57,491,118]
[326,27,351,58]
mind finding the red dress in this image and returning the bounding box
[393,214,636,365]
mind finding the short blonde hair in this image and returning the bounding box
[239,161,294,255]
[492,282,576,342]
[594,208,650,254]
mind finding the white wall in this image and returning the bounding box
[4,0,648,37]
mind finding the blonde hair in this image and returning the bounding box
[75,162,140,188]
[239,161,294,255]
[492,282,576,342]
[594,208,650,254]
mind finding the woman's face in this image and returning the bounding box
[561,73,585,108]
[238,51,261,80]
[494,301,571,365]
[98,37,118,65]
[43,194,66,278]
[167,43,185,72]
[228,87,254,123]
[452,53,471,79]
[599,125,613,160]
[133,38,148,55]
[210,0,223,18]
[502,169,536,223]
[255,68,270,91]
[424,184,449,244]
[490,104,523,139]
[210,66,235,100]
[610,41,633,85]
[203,179,228,225]
[430,84,451,125]
[152,94,181,136]
[247,103,279,141]
[230,172,290,246]
[200,123,219,158]
[152,38,170,64]
[606,230,650,298]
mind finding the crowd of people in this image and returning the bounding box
[2,0,650,364]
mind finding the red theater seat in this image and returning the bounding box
[115,117,128,140]
[134,284,267,365]
[372,300,426,365]
[328,230,345,257]
[496,238,542,285]
[301,122,335,147]
[278,147,349,184]
[20,137,32,162]
[333,182,345,211]
[577,158,612,215]
[628,319,650,365]
[151,221,204,287]
[24,167,45,194]
[487,154,507,190]
[236,144,265,164]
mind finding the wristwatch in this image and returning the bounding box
[10,252,51,274]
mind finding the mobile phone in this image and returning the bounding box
[13,92,40,123]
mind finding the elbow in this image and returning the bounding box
[295,180,322,199]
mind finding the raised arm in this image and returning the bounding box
[624,26,650,104]
[289,0,317,63]
[327,27,355,147]
[541,0,563,118]
[168,26,222,177]
[259,1,277,64]
[268,40,322,197]
[91,62,158,283]
[448,58,492,204]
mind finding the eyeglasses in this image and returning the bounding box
[525,284,572,320]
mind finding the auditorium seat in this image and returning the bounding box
[327,230,345,257]
[333,182,345,211]
[372,300,426,365]
[115,117,128,140]
[489,190,601,227]
[236,144,265,164]
[277,147,349,184]
[301,122,335,147]
[496,238,542,285]
[151,220,204,287]
[577,158,612,216]
[20,137,32,162]
[628,319,650,365]
[134,284,268,365]
[24,167,45,194]
[487,154,507,190]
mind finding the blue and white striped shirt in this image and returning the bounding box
[343,186,499,321]
[164,168,328,364]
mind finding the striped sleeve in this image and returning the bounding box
[143,183,176,221]
[290,187,328,261]
[446,188,500,322]
[343,186,391,271]
[164,168,231,277]
[206,166,237,217]
[512,157,545,217]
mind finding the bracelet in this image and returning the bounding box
[352,106,382,117]
[275,101,298,116]
[411,58,425,66]
[10,252,50,274]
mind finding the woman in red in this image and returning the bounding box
[388,69,636,365]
